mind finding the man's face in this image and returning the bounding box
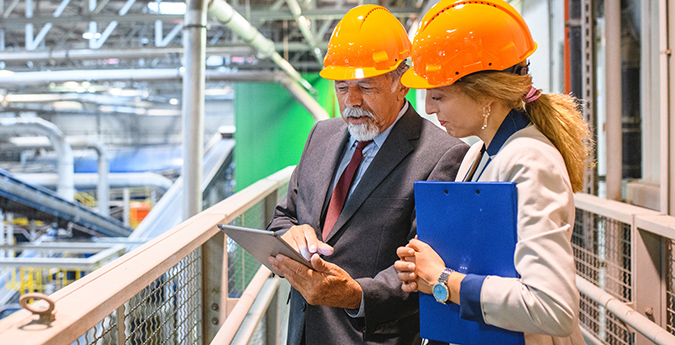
[335,73,408,141]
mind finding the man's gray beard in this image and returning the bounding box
[343,107,379,141]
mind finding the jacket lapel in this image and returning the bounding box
[324,107,421,242]
[315,124,350,238]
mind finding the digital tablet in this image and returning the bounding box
[217,224,313,272]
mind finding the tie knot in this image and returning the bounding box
[356,140,372,151]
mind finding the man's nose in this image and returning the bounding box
[345,88,363,108]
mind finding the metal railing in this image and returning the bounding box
[3,169,675,345]
[0,166,294,345]
[573,193,675,345]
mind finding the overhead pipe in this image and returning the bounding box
[207,0,316,94]
[0,69,330,121]
[14,172,173,192]
[285,0,323,63]
[278,75,329,121]
[0,46,253,62]
[0,118,74,201]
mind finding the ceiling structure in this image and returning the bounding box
[0,0,425,79]
[0,0,429,148]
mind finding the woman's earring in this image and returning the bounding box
[481,104,490,129]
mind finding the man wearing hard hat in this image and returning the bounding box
[267,5,468,345]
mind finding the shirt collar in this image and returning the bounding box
[348,100,409,149]
[485,109,531,156]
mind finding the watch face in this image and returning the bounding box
[433,284,448,302]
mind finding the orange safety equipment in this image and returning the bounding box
[402,0,537,89]
[320,5,411,81]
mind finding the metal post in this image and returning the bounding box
[581,0,598,195]
[0,210,4,258]
[202,231,225,343]
[181,0,207,220]
[666,0,675,215]
[605,0,622,200]
[6,212,13,258]
[123,188,130,227]
[117,303,126,344]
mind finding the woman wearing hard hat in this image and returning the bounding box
[394,1,590,344]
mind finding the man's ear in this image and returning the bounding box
[398,82,410,101]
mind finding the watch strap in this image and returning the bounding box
[437,267,454,284]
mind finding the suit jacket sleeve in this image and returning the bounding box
[356,140,469,336]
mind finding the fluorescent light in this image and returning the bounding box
[148,2,186,15]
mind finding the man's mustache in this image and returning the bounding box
[343,107,375,119]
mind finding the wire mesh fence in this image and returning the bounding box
[667,239,675,336]
[67,179,290,345]
[573,208,632,345]
[73,249,203,345]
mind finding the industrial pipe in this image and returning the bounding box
[285,0,323,63]
[0,118,74,201]
[0,69,330,121]
[207,0,316,94]
[182,0,207,220]
[14,172,173,192]
[69,139,110,216]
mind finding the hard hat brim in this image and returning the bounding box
[401,68,447,89]
[320,65,397,81]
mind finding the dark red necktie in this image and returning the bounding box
[322,140,372,240]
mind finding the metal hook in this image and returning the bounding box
[19,293,56,325]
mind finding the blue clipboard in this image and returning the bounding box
[414,181,524,345]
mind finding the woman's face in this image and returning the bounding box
[425,85,484,138]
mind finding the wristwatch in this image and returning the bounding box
[432,267,455,304]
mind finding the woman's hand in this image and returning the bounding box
[406,238,446,294]
[395,246,418,292]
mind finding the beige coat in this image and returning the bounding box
[455,124,585,345]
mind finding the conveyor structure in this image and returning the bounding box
[0,169,132,237]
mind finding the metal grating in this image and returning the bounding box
[573,208,632,344]
[667,239,675,334]
[73,248,203,345]
[228,199,265,298]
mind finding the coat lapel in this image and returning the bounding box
[314,124,350,238]
[323,107,421,242]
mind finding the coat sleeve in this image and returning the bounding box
[468,139,580,337]
[357,140,469,336]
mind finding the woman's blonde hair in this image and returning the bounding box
[456,62,593,192]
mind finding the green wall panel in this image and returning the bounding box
[234,73,337,191]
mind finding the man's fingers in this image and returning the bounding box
[397,246,415,259]
[401,281,418,293]
[317,242,334,256]
[310,253,331,273]
[303,227,321,254]
[394,260,415,273]
[406,238,429,252]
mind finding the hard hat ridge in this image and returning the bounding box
[402,0,537,89]
[320,5,411,81]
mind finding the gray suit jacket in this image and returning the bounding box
[269,106,469,345]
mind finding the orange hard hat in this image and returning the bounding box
[402,0,537,89]
[320,5,411,81]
